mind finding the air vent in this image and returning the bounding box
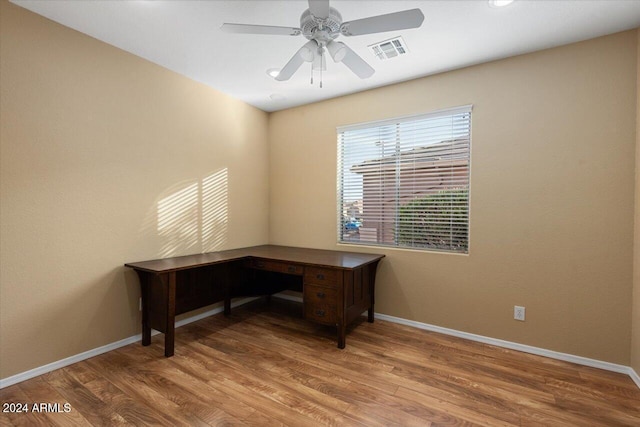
[368,36,408,61]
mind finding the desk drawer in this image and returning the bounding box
[304,302,337,325]
[304,284,338,305]
[304,267,340,287]
[304,284,338,325]
[247,259,303,275]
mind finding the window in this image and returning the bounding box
[337,105,471,253]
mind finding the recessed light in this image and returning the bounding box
[266,68,280,78]
[488,0,515,7]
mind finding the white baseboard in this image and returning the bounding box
[2,295,639,391]
[271,292,303,303]
[0,297,258,389]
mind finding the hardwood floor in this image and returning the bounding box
[2,298,639,426]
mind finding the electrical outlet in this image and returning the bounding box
[514,305,525,321]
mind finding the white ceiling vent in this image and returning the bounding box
[368,36,409,61]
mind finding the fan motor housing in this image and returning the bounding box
[300,7,342,42]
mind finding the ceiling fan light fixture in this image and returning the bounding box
[488,0,515,7]
[327,40,347,63]
[300,40,318,62]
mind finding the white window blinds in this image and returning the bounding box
[337,106,471,253]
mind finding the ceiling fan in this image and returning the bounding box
[221,0,424,85]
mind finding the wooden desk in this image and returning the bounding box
[125,245,384,356]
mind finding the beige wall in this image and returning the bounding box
[0,1,269,378]
[269,31,637,364]
[632,28,640,374]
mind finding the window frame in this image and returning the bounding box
[336,105,472,254]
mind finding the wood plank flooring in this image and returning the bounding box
[2,298,639,426]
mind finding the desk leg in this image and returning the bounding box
[367,262,378,323]
[223,264,232,316]
[164,271,176,357]
[224,296,231,316]
[136,272,152,346]
[337,324,346,349]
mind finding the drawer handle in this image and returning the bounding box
[316,274,325,280]
[287,266,297,273]
[316,292,326,298]
[315,309,325,317]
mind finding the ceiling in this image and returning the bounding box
[11,0,640,112]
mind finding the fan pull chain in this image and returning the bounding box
[310,63,313,85]
[319,49,323,88]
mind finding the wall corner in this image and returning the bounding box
[631,27,640,374]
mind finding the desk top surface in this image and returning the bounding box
[125,245,384,274]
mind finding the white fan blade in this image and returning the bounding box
[275,40,318,81]
[308,0,330,19]
[275,53,304,81]
[221,23,301,36]
[341,44,374,79]
[340,9,424,36]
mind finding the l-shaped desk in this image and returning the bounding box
[125,245,384,356]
